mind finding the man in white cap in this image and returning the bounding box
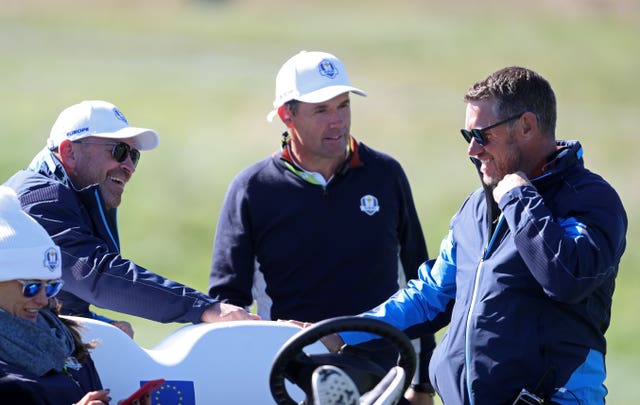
[4,100,259,338]
[208,51,435,404]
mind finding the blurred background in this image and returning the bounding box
[1,0,637,402]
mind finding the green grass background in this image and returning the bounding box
[1,0,638,402]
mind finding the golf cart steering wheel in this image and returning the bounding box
[270,316,416,405]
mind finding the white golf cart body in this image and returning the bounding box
[71,317,327,404]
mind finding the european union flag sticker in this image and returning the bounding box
[142,380,196,405]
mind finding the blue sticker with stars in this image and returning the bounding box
[142,380,196,405]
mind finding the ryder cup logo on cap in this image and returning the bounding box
[44,247,60,271]
[47,100,160,151]
[267,51,367,121]
[0,186,62,281]
[318,59,339,79]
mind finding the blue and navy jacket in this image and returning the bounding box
[342,140,627,404]
[4,148,216,324]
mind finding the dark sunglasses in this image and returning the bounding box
[17,279,64,298]
[460,112,526,146]
[74,141,141,167]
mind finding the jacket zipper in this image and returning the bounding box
[93,189,120,251]
[464,213,505,404]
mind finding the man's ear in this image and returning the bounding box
[278,105,293,127]
[520,111,537,140]
[57,140,77,170]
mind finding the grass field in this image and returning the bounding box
[1,1,638,403]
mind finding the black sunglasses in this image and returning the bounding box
[460,112,526,146]
[17,279,64,298]
[74,141,141,167]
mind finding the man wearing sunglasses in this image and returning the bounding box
[4,100,259,338]
[325,67,627,404]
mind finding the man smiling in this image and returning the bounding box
[4,100,258,338]
[328,66,627,404]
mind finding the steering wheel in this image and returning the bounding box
[270,316,416,405]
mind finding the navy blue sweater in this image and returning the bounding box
[210,138,428,322]
[209,138,435,384]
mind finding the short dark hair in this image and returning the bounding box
[284,100,299,115]
[464,66,557,137]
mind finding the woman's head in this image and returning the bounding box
[0,186,62,321]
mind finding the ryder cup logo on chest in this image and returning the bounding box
[360,194,380,216]
[318,58,339,79]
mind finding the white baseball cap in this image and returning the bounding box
[47,100,159,151]
[0,186,61,281]
[266,51,367,122]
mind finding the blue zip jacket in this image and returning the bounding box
[342,140,627,404]
[4,148,216,324]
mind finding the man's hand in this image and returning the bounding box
[74,389,111,405]
[279,320,345,352]
[493,171,532,204]
[200,302,261,323]
[405,388,435,405]
[111,320,134,339]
